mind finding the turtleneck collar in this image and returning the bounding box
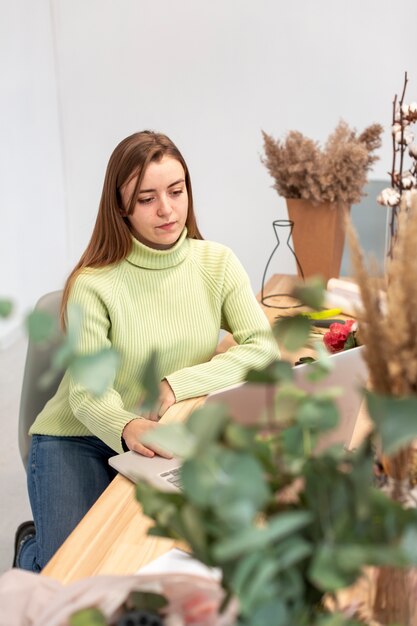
[125,227,190,269]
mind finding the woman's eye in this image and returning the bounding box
[138,196,153,205]
[171,189,183,197]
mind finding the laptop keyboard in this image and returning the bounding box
[159,466,182,488]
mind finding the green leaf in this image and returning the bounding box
[248,599,289,626]
[141,351,160,412]
[136,481,184,523]
[180,503,209,558]
[296,397,339,432]
[0,299,13,318]
[69,349,120,396]
[52,304,84,369]
[224,422,256,450]
[186,403,229,444]
[237,557,281,614]
[127,590,167,611]
[365,390,417,454]
[292,275,326,309]
[246,359,294,384]
[25,310,56,343]
[232,551,266,596]
[274,536,312,572]
[141,423,196,457]
[69,608,107,626]
[343,333,356,350]
[38,367,63,391]
[296,356,316,365]
[52,340,75,370]
[309,539,413,593]
[212,511,312,561]
[283,423,315,459]
[181,449,270,520]
[305,342,333,382]
[65,303,83,350]
[399,526,417,564]
[308,543,358,591]
[271,383,305,423]
[274,315,312,352]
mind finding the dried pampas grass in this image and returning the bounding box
[262,121,382,206]
[346,190,417,626]
[345,190,417,397]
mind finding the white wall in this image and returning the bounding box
[2,0,417,345]
[52,0,417,287]
[0,0,67,345]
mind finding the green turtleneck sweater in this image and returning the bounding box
[30,230,280,453]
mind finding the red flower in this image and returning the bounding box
[323,319,356,354]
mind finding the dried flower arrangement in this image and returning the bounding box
[346,192,417,481]
[262,121,383,206]
[377,72,417,257]
[345,191,417,625]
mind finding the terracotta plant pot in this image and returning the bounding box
[286,199,349,283]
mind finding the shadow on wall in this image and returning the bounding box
[341,180,390,276]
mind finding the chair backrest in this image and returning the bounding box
[18,290,64,469]
[340,179,390,275]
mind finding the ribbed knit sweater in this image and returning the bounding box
[30,229,280,453]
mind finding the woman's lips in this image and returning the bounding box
[157,222,176,231]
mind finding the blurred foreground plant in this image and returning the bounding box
[137,279,417,626]
[0,296,119,396]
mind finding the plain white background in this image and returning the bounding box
[1,0,417,344]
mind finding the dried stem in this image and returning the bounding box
[388,71,409,258]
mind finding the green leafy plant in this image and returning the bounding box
[135,281,417,626]
[1,296,119,396]
[138,376,417,625]
[0,298,13,318]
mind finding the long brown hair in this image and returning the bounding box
[61,130,203,326]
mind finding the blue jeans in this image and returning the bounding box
[17,434,118,572]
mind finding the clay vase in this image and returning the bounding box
[286,199,349,283]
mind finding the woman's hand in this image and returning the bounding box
[158,379,176,417]
[124,380,176,456]
[142,379,176,422]
[122,418,173,458]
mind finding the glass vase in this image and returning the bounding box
[261,220,304,310]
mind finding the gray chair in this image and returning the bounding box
[18,291,64,469]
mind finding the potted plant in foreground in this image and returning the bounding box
[261,121,382,282]
[4,279,417,624]
[132,280,417,626]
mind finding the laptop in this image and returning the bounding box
[108,346,368,491]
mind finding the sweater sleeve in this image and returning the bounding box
[67,273,138,453]
[166,250,280,401]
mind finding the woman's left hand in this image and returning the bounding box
[145,379,176,421]
[158,379,176,418]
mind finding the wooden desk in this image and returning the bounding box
[42,274,368,583]
[42,397,205,582]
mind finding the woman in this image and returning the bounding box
[15,130,280,571]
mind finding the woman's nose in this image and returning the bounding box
[157,195,172,217]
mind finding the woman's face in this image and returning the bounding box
[121,156,188,250]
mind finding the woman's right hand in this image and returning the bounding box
[122,418,173,458]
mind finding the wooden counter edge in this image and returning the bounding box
[42,396,205,582]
